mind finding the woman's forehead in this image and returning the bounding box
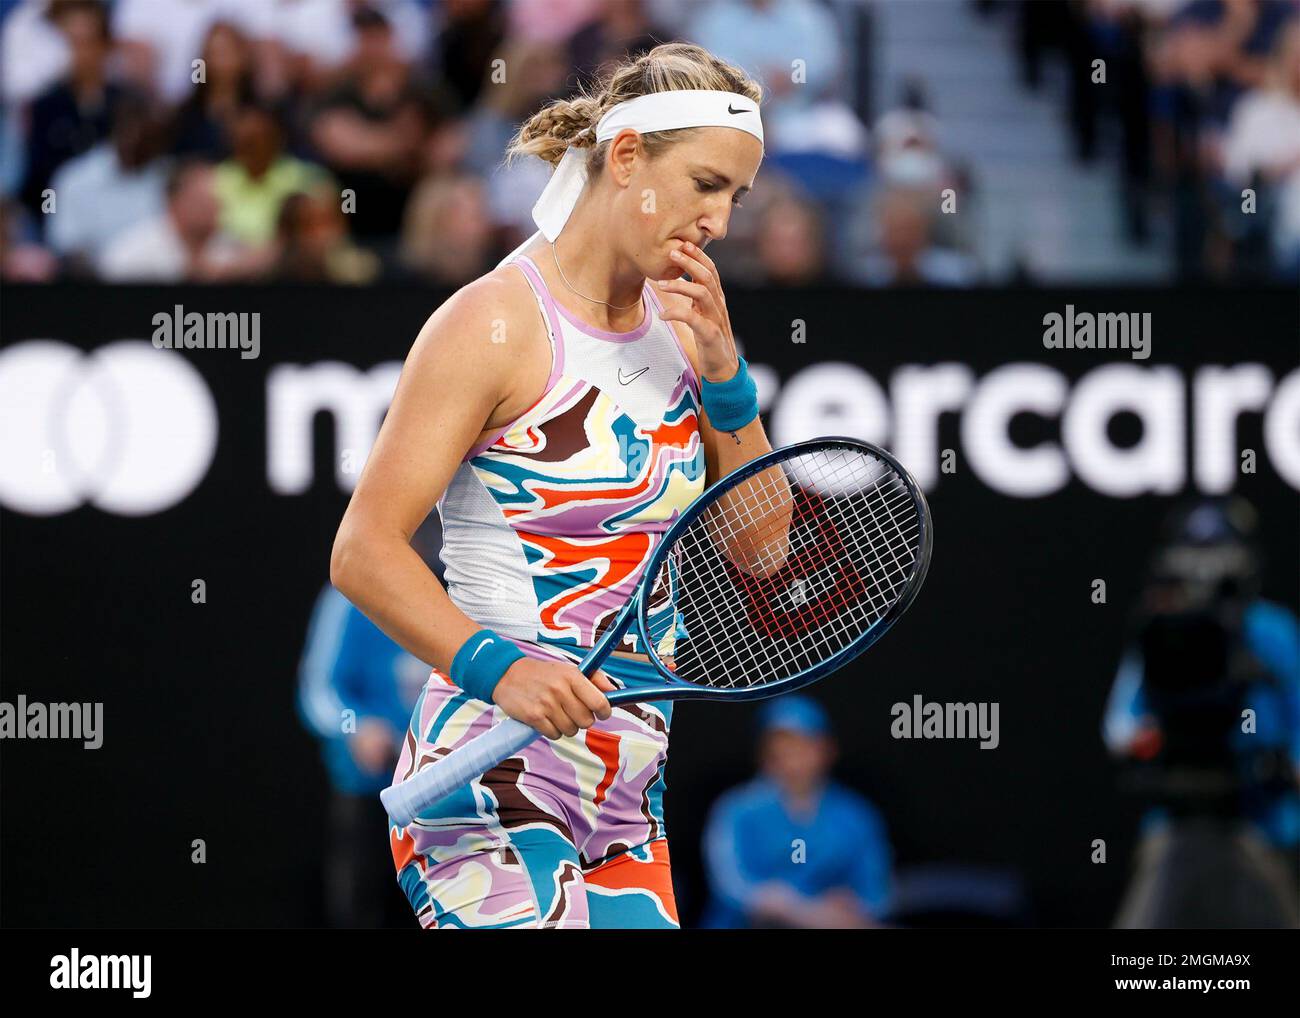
[672,129,763,175]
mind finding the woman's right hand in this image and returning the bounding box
[491,658,615,740]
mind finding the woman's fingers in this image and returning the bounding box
[555,683,594,736]
[666,255,721,308]
[672,240,717,282]
[540,670,613,738]
[655,294,707,332]
[570,670,613,719]
[658,274,719,316]
[587,667,618,697]
[670,246,715,287]
[675,243,729,313]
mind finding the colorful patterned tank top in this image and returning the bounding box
[436,253,705,665]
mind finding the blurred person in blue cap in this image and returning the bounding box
[701,695,893,928]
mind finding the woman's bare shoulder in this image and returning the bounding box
[427,263,539,342]
[401,262,550,432]
[404,262,544,384]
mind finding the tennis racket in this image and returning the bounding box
[381,436,932,827]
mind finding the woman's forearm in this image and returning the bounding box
[708,406,772,480]
[330,527,480,674]
[704,413,793,577]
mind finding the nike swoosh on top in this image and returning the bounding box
[618,366,650,385]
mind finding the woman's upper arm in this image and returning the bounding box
[339,279,521,543]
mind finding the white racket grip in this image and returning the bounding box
[381,717,540,827]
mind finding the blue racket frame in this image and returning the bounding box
[579,435,933,707]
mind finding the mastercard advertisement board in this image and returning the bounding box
[1,284,1296,928]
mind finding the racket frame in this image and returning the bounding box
[581,435,933,707]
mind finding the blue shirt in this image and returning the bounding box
[1103,599,1300,846]
[46,144,166,259]
[297,585,429,795]
[687,0,847,162]
[687,0,842,109]
[702,776,893,928]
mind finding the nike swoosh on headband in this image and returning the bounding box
[727,104,751,114]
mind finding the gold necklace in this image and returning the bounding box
[550,239,643,311]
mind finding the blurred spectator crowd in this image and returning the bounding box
[0,0,1295,287]
[1018,0,1300,280]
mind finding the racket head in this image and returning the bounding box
[605,436,932,707]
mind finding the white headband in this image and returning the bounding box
[528,89,764,245]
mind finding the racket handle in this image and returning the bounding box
[380,717,540,827]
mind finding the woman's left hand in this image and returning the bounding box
[656,241,741,384]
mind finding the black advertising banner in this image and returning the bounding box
[1,284,1296,929]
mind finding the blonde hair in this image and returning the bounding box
[504,43,762,176]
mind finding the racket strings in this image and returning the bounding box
[645,447,923,689]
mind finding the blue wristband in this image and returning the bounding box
[701,356,759,432]
[450,628,526,704]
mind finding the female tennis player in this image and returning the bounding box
[330,42,769,929]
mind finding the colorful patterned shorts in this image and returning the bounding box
[389,653,678,929]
